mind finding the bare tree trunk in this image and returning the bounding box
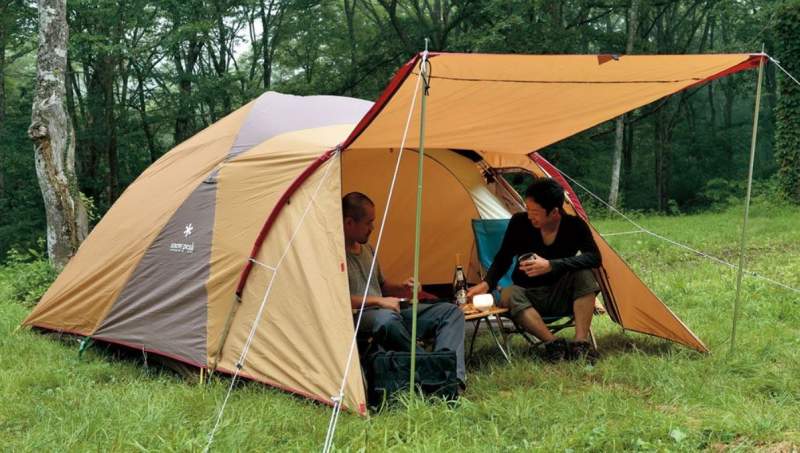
[609,117,625,209]
[608,0,639,210]
[28,0,88,269]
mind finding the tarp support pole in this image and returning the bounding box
[409,42,430,396]
[730,50,765,356]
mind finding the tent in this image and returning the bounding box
[23,52,765,415]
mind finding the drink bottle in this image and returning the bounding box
[453,265,467,306]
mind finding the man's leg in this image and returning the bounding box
[359,308,416,352]
[572,292,595,342]
[500,285,556,342]
[406,304,466,383]
[544,269,601,361]
[559,269,600,343]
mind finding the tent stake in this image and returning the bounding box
[409,41,430,397]
[730,49,765,356]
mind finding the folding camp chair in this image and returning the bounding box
[470,219,595,355]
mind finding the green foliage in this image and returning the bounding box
[78,192,99,223]
[0,0,793,260]
[774,1,800,203]
[1,210,799,450]
[0,52,45,261]
[0,243,57,308]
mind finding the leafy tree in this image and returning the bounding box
[774,1,800,203]
[0,0,791,262]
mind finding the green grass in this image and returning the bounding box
[2,207,799,452]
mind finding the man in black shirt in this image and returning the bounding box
[467,177,601,361]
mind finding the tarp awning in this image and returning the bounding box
[346,53,763,154]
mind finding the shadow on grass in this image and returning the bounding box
[593,331,681,358]
[465,328,696,371]
[35,328,204,383]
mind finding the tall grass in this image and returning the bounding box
[1,207,798,451]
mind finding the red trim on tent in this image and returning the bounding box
[91,335,208,368]
[686,54,766,90]
[28,322,90,337]
[236,52,765,297]
[339,53,422,150]
[235,149,338,297]
[30,323,367,415]
[215,366,367,416]
[529,153,589,221]
[237,53,428,297]
[29,323,209,369]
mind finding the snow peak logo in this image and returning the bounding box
[170,223,196,254]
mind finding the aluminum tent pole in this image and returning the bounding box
[409,41,430,396]
[730,49,765,356]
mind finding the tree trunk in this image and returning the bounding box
[722,77,734,162]
[0,25,6,198]
[28,0,88,269]
[259,0,285,90]
[173,38,201,145]
[623,120,633,190]
[103,55,118,203]
[0,24,6,126]
[608,117,624,209]
[344,0,357,96]
[707,17,716,140]
[134,66,158,163]
[259,1,270,89]
[654,108,671,212]
[608,0,639,210]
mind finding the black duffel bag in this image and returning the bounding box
[366,350,459,408]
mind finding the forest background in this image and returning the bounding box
[1,0,800,263]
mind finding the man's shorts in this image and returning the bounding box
[499,269,600,318]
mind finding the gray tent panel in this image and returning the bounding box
[95,180,217,365]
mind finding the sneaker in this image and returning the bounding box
[542,338,568,362]
[568,341,600,363]
[457,379,467,396]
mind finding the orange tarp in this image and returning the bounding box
[348,53,762,154]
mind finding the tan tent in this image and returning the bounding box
[23,53,764,415]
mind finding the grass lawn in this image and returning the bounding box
[1,207,799,452]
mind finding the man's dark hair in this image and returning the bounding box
[342,192,374,221]
[524,178,565,214]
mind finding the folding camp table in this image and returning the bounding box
[463,303,511,364]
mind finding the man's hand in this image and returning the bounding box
[467,281,490,298]
[377,297,402,312]
[519,254,551,277]
[402,277,415,289]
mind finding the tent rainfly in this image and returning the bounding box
[23,52,765,415]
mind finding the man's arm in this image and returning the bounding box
[548,217,601,275]
[351,295,401,312]
[380,277,415,297]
